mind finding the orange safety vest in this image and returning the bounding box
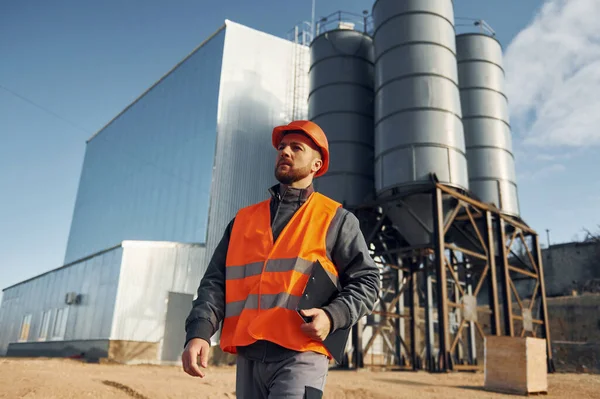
[220,192,341,357]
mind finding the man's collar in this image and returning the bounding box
[268,183,314,201]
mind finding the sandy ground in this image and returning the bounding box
[1,358,599,399]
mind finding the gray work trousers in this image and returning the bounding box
[235,351,329,398]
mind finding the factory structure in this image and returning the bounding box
[1,0,556,371]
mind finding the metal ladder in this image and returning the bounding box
[286,24,311,122]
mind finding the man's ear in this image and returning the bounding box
[312,158,323,174]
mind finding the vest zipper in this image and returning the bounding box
[257,186,288,313]
[271,186,287,235]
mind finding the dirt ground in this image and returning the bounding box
[1,358,599,399]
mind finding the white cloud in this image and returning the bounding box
[517,163,565,181]
[538,148,585,162]
[532,153,562,162]
[504,0,600,147]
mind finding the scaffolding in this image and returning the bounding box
[347,180,554,373]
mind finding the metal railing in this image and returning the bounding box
[455,17,496,36]
[286,10,374,46]
[315,10,373,37]
[287,13,495,46]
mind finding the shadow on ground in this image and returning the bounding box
[375,379,490,394]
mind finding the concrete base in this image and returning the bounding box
[108,340,159,363]
[6,340,109,361]
[6,340,159,364]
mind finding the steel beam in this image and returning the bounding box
[496,218,514,336]
[425,265,435,371]
[409,260,419,370]
[532,233,555,372]
[485,211,501,336]
[351,182,552,373]
[433,187,450,371]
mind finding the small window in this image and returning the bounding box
[51,307,69,340]
[19,314,32,342]
[38,310,52,341]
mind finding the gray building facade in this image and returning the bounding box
[64,20,308,268]
[521,240,600,298]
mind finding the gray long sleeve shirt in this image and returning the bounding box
[184,183,380,362]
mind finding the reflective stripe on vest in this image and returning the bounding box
[219,192,341,357]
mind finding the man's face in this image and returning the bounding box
[274,132,322,185]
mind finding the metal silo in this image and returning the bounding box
[372,0,468,245]
[308,28,375,207]
[456,33,520,217]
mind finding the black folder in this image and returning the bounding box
[296,260,351,364]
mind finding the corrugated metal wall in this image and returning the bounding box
[110,241,205,345]
[63,27,226,264]
[0,246,122,355]
[204,21,310,268]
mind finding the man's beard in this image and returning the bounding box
[274,162,312,184]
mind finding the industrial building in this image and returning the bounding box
[1,0,557,371]
[0,19,312,362]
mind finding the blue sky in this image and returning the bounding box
[1,0,597,291]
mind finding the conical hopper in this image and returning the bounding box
[382,191,462,247]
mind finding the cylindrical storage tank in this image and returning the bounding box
[456,33,520,217]
[308,29,375,207]
[373,0,468,195]
[372,0,469,245]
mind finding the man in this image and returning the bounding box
[182,120,380,398]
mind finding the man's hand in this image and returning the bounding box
[299,308,332,341]
[182,338,210,378]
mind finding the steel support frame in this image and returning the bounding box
[350,182,554,373]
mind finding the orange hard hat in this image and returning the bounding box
[272,120,329,177]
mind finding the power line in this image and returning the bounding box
[0,84,91,134]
